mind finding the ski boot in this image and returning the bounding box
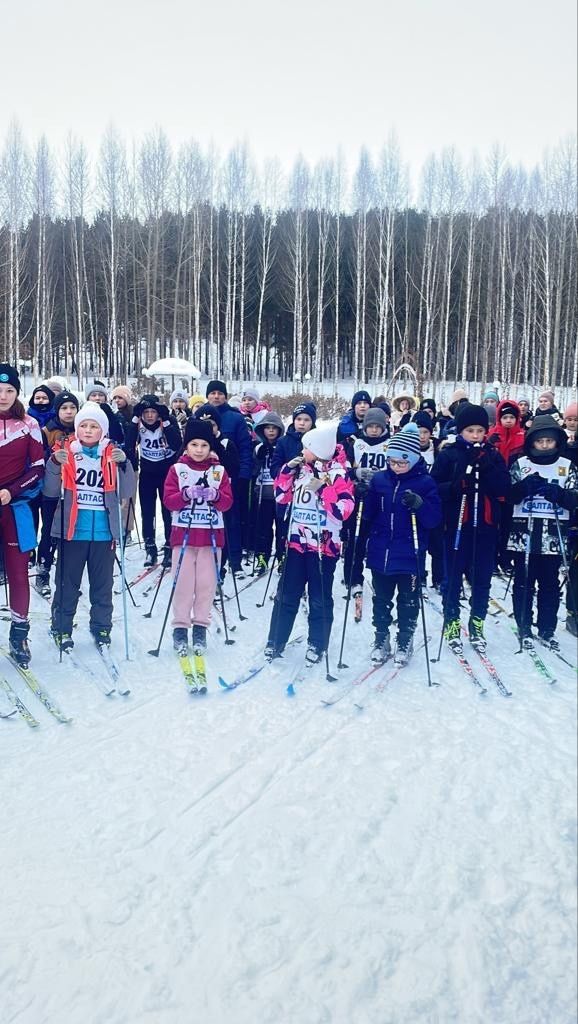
[144,542,158,568]
[264,642,284,661]
[92,627,112,647]
[9,620,31,667]
[371,632,391,664]
[443,618,463,654]
[521,635,535,651]
[394,634,414,666]
[173,627,189,654]
[51,628,74,652]
[468,615,487,653]
[230,561,245,581]
[538,631,560,653]
[34,566,51,598]
[192,624,207,654]
[162,544,172,569]
[255,554,268,576]
[305,644,323,666]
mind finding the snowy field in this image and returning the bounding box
[2,540,577,1024]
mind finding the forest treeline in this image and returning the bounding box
[0,124,576,388]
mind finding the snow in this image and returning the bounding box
[2,545,577,1024]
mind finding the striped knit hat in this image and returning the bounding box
[386,423,421,467]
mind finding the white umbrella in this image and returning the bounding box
[144,357,201,379]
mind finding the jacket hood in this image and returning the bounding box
[496,399,521,426]
[524,414,567,460]
[255,411,285,439]
[392,394,418,412]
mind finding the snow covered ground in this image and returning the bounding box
[2,543,577,1024]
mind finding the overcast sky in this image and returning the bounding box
[1,0,576,184]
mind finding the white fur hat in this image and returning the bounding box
[301,425,337,462]
[74,401,109,438]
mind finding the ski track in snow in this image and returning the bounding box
[2,546,576,1024]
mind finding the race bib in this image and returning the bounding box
[74,451,105,508]
[513,457,571,521]
[292,481,327,530]
[140,425,169,462]
[353,437,388,472]
[171,463,224,530]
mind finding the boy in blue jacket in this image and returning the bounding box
[363,423,441,665]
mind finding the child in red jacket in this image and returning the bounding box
[163,419,233,653]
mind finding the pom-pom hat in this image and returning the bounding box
[75,401,109,438]
[386,423,421,467]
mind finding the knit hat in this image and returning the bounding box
[0,364,21,394]
[482,388,499,403]
[75,401,109,438]
[448,388,469,415]
[386,423,421,467]
[170,388,189,405]
[43,376,67,395]
[372,400,391,417]
[206,379,227,398]
[183,417,216,449]
[188,393,206,410]
[363,408,387,432]
[413,411,434,432]
[301,425,337,462]
[30,384,55,405]
[499,402,519,420]
[352,390,372,408]
[111,385,132,405]
[292,402,317,426]
[419,398,436,414]
[85,380,107,401]
[564,402,578,419]
[54,390,80,415]
[242,386,260,402]
[194,403,222,428]
[538,388,555,403]
[517,395,530,406]
[454,403,489,433]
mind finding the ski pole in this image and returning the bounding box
[517,495,534,649]
[337,498,364,669]
[127,495,142,548]
[315,498,337,682]
[143,566,168,618]
[209,516,235,645]
[432,463,473,662]
[113,552,139,609]
[115,474,130,661]
[264,497,294,651]
[411,512,435,687]
[251,476,264,576]
[148,506,193,657]
[553,502,578,620]
[256,553,277,608]
[223,517,247,622]
[58,487,65,664]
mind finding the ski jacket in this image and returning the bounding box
[508,420,578,555]
[337,410,364,445]
[127,415,182,477]
[430,436,510,535]
[363,460,441,575]
[0,411,45,500]
[270,425,306,478]
[274,445,354,558]
[42,417,76,455]
[163,454,233,548]
[488,400,525,466]
[211,403,253,479]
[252,413,285,500]
[43,439,135,542]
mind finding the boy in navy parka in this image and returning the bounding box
[363,423,441,665]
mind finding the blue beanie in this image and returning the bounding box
[413,411,433,432]
[352,390,372,408]
[292,402,317,426]
[386,423,421,467]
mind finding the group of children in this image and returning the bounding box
[0,362,576,674]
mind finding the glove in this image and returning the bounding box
[487,432,500,445]
[287,455,304,470]
[355,467,373,482]
[110,447,126,463]
[465,444,483,465]
[538,481,562,504]
[303,476,324,493]
[52,449,68,465]
[523,472,545,497]
[156,404,171,422]
[356,479,369,497]
[175,409,188,427]
[201,486,218,503]
[402,490,423,510]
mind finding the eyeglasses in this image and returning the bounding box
[388,457,409,467]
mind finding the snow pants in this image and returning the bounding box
[427,522,444,589]
[171,545,218,630]
[0,505,30,621]
[567,533,578,621]
[139,469,172,546]
[371,569,419,643]
[37,497,58,569]
[250,497,275,560]
[51,540,115,636]
[442,527,495,622]
[267,548,337,652]
[512,552,561,638]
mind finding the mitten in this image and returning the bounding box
[401,490,423,510]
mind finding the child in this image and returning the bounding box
[517,397,533,429]
[508,416,578,651]
[239,387,271,434]
[342,407,390,601]
[563,402,577,446]
[27,384,56,428]
[188,394,206,415]
[488,400,525,465]
[266,425,354,664]
[36,391,81,596]
[44,402,135,651]
[163,419,233,653]
[363,423,441,665]
[127,394,182,567]
[431,403,510,653]
[391,394,417,432]
[412,411,443,590]
[170,389,191,437]
[251,412,285,573]
[337,390,372,444]
[270,402,317,567]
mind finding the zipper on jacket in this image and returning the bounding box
[383,480,400,573]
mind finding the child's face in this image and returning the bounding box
[294,414,313,433]
[365,423,383,438]
[388,457,411,475]
[483,398,497,408]
[538,396,553,410]
[423,407,435,419]
[115,397,127,411]
[354,400,370,419]
[418,427,432,447]
[142,408,158,426]
[186,439,211,461]
[77,420,103,446]
[191,401,204,414]
[87,391,106,405]
[500,413,517,428]
[243,397,257,412]
[34,391,51,406]
[518,401,529,414]
[399,399,410,412]
[533,436,557,452]
[0,384,18,412]
[565,415,577,433]
[302,448,319,464]
[263,425,280,442]
[461,425,486,443]
[58,402,77,425]
[172,399,187,412]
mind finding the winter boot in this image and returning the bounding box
[468,615,487,653]
[371,632,391,664]
[255,554,268,576]
[34,566,51,598]
[443,618,463,654]
[521,635,535,651]
[192,624,207,653]
[9,620,31,667]
[144,542,158,568]
[173,627,189,653]
[305,644,323,665]
[394,634,414,666]
[51,628,74,652]
[92,627,112,647]
[538,631,561,652]
[162,544,172,569]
